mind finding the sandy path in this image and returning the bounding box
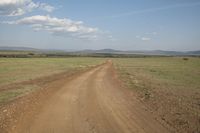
[15,61,169,133]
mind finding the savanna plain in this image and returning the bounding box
[0,57,199,133]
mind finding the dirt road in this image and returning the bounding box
[14,61,169,133]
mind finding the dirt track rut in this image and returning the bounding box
[15,61,169,133]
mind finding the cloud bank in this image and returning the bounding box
[0,0,54,16]
[4,15,100,40]
[0,0,109,40]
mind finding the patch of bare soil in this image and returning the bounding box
[0,66,96,133]
[120,72,200,133]
[141,86,200,133]
[1,61,170,133]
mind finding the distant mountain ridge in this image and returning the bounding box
[0,46,66,52]
[0,46,199,56]
[75,49,200,55]
[0,46,39,51]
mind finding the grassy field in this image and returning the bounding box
[0,57,105,104]
[113,57,200,133]
[1,56,199,132]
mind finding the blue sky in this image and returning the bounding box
[0,0,200,51]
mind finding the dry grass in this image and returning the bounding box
[0,57,105,104]
[0,57,104,87]
[113,57,200,133]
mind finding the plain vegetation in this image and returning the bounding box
[0,55,200,132]
[113,57,200,133]
[0,57,105,104]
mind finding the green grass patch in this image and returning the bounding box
[0,57,105,104]
[113,57,200,90]
[113,57,200,132]
[0,57,105,86]
[0,85,39,104]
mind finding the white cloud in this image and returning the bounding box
[0,0,54,16]
[136,35,151,41]
[39,3,54,12]
[141,37,151,41]
[136,32,156,41]
[3,15,101,40]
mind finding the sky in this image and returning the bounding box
[0,0,200,51]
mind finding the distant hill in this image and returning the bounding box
[74,49,200,56]
[0,46,199,56]
[0,46,39,51]
[76,49,121,54]
[186,50,200,55]
[0,46,66,53]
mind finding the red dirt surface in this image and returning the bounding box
[0,61,170,133]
